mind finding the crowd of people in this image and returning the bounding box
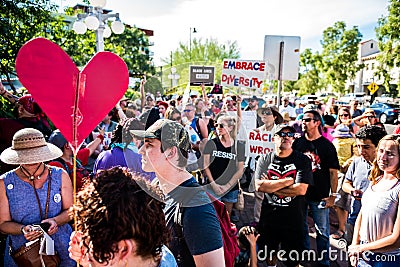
[0,79,400,267]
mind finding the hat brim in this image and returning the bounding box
[276,125,296,134]
[0,143,62,165]
[332,133,352,138]
[130,130,157,139]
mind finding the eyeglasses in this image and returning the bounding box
[339,114,349,117]
[302,118,315,122]
[216,123,228,129]
[276,132,295,138]
[183,109,193,113]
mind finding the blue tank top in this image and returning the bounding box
[2,167,75,266]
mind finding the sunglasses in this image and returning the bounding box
[366,115,375,119]
[216,123,228,128]
[183,109,193,113]
[276,132,295,138]
[302,118,315,122]
[261,111,273,116]
[339,114,349,117]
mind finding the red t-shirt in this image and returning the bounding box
[48,148,90,191]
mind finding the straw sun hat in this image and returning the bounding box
[0,128,63,165]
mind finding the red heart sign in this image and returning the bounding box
[15,38,128,151]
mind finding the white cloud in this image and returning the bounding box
[63,0,389,65]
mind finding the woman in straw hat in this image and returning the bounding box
[0,128,75,266]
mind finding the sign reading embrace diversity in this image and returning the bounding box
[221,59,267,89]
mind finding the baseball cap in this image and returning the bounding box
[275,124,296,135]
[130,119,190,152]
[48,129,68,149]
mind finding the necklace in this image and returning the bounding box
[20,163,46,181]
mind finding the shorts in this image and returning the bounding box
[220,189,239,203]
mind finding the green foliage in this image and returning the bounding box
[320,21,363,94]
[1,2,155,92]
[296,49,324,95]
[375,0,400,92]
[0,0,56,91]
[159,38,240,94]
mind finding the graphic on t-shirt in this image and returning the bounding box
[304,151,321,172]
[266,163,297,206]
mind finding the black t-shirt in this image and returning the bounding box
[256,150,312,207]
[292,136,340,201]
[203,138,246,189]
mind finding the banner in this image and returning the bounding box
[221,59,267,89]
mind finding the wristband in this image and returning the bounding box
[97,134,104,142]
[330,193,339,197]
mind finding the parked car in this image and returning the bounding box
[365,102,400,124]
[338,92,370,104]
[295,95,318,105]
[374,94,394,103]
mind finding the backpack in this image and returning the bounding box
[174,192,240,267]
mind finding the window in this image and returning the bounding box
[371,63,375,69]
[370,43,374,49]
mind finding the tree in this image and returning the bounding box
[375,0,400,92]
[295,49,325,95]
[0,0,56,92]
[320,21,363,94]
[1,2,155,93]
[159,38,240,95]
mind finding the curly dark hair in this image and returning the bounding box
[73,167,169,265]
[110,118,144,148]
[355,125,387,147]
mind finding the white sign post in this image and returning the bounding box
[263,35,301,107]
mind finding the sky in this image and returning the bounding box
[60,0,389,66]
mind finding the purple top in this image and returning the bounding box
[93,147,156,181]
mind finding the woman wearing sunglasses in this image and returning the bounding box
[203,115,245,216]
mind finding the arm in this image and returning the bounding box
[85,128,105,155]
[323,168,338,208]
[256,174,294,193]
[353,114,366,127]
[274,183,309,197]
[201,83,209,106]
[225,161,245,189]
[193,247,225,267]
[42,170,73,234]
[115,102,127,122]
[140,76,146,110]
[198,118,208,141]
[0,82,18,105]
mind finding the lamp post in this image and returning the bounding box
[72,0,125,52]
[189,27,197,61]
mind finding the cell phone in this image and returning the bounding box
[32,222,51,233]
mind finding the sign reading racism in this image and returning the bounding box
[248,130,275,157]
[221,59,267,89]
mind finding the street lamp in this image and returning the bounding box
[189,27,197,61]
[72,0,125,52]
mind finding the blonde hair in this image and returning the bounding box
[217,115,237,140]
[369,134,400,184]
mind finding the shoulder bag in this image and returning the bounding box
[10,168,61,267]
